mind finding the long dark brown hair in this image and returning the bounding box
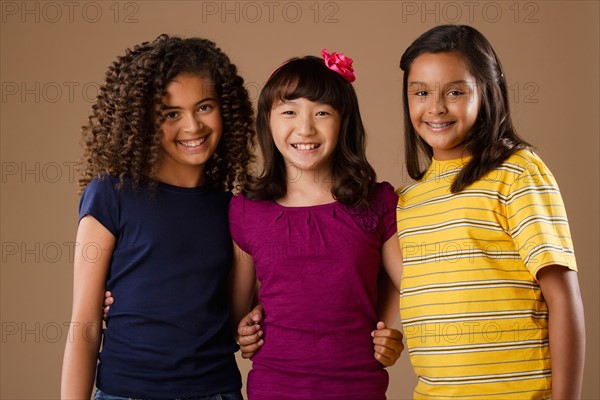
[400,24,531,192]
[79,34,255,192]
[246,55,376,207]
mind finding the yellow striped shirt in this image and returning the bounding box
[397,150,577,399]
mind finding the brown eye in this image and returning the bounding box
[446,90,465,103]
[197,104,213,112]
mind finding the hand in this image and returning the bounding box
[237,305,264,359]
[103,290,113,320]
[372,321,404,367]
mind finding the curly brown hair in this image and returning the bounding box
[78,34,255,193]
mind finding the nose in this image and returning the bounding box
[183,113,203,134]
[295,114,316,137]
[427,90,447,115]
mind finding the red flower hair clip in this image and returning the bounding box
[321,49,356,83]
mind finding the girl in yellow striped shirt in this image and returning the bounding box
[397,24,585,399]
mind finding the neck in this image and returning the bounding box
[278,164,335,207]
[153,164,205,188]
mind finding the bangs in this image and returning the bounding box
[264,56,347,112]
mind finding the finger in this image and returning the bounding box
[374,351,394,367]
[238,315,254,328]
[237,313,258,330]
[104,291,112,298]
[237,323,260,337]
[250,305,264,323]
[374,343,403,358]
[374,343,403,357]
[102,305,110,321]
[240,306,264,329]
[372,328,403,340]
[251,312,261,323]
[374,344,402,368]
[238,330,263,346]
[240,335,264,349]
[372,322,384,337]
[373,337,404,352]
[241,339,264,359]
[372,335,403,347]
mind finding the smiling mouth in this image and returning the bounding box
[178,136,208,147]
[292,144,320,150]
[426,122,454,129]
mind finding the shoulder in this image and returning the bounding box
[229,191,249,213]
[356,182,398,226]
[500,149,558,188]
[395,180,422,200]
[79,175,124,232]
[80,175,155,211]
[231,192,276,208]
[371,181,399,205]
[502,149,551,174]
[84,174,119,190]
[372,181,396,197]
[229,192,275,220]
[81,174,122,200]
[368,182,398,238]
[208,187,233,203]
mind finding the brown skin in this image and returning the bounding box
[537,265,585,399]
[61,216,115,399]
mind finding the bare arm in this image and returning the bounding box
[537,265,585,400]
[376,268,400,326]
[61,215,115,399]
[381,235,403,293]
[372,235,405,367]
[228,241,256,340]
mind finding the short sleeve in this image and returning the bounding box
[79,177,119,237]
[375,182,399,243]
[228,194,249,253]
[505,155,577,277]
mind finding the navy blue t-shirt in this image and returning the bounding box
[79,176,241,398]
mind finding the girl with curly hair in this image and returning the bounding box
[229,51,405,400]
[61,34,255,400]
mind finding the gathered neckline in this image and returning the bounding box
[271,199,339,210]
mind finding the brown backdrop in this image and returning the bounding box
[1,1,598,399]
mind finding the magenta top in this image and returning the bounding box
[229,182,398,400]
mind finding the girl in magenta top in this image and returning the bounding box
[229,51,405,400]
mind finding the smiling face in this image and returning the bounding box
[156,74,222,186]
[407,52,480,161]
[269,97,341,177]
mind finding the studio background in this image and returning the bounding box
[1,1,598,399]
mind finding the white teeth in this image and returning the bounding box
[428,122,452,128]
[293,144,319,150]
[179,137,207,147]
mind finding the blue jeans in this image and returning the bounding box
[94,388,244,400]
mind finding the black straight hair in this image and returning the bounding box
[246,56,377,207]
